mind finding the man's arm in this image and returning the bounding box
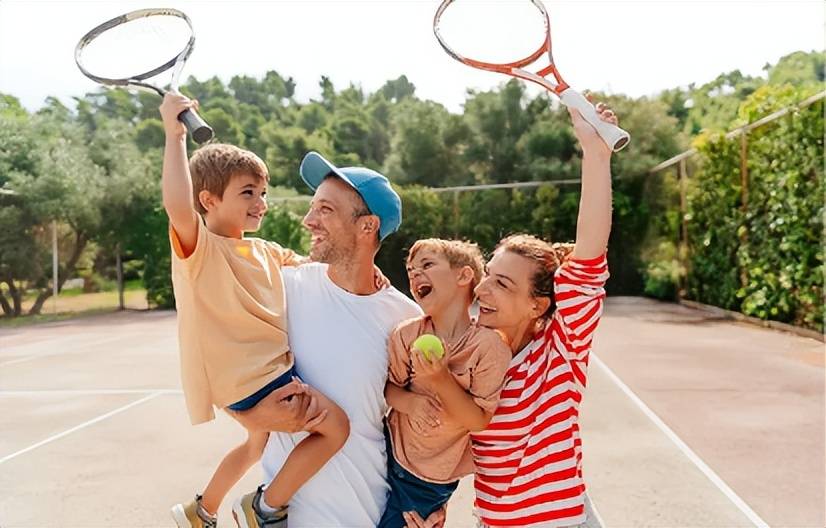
[570,100,617,260]
[229,380,326,433]
[160,92,200,257]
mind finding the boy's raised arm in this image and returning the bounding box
[160,92,200,256]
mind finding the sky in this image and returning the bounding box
[0,0,823,114]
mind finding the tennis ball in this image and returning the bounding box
[413,333,445,361]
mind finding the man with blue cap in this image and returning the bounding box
[254,152,422,527]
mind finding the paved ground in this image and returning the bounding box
[1,297,823,528]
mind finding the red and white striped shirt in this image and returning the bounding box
[471,254,609,528]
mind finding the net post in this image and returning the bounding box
[678,159,689,300]
[738,132,749,291]
[452,190,460,238]
[52,221,58,315]
[116,244,125,311]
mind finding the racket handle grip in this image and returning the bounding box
[559,89,630,152]
[179,108,214,144]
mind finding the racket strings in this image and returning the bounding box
[435,1,548,66]
[79,15,191,81]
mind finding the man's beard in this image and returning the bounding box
[310,236,356,265]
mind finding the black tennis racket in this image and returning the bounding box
[75,8,213,144]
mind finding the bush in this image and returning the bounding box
[642,241,683,300]
[686,85,823,330]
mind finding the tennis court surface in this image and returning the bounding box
[1,297,823,527]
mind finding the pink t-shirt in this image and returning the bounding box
[387,316,511,483]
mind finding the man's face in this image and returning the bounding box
[302,177,367,263]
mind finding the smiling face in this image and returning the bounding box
[474,249,541,334]
[406,248,468,316]
[473,247,556,352]
[199,172,269,236]
[190,143,270,238]
[302,175,377,264]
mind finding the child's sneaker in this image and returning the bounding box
[171,494,217,528]
[232,485,288,528]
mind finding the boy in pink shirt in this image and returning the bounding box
[381,239,511,527]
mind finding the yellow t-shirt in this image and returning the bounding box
[170,220,301,424]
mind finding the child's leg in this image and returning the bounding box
[200,430,269,514]
[378,424,458,528]
[261,387,349,509]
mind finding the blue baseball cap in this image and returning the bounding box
[299,151,402,241]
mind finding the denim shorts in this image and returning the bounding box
[226,365,298,412]
[377,421,459,528]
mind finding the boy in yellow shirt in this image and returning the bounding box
[161,94,349,528]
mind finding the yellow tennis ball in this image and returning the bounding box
[413,334,444,361]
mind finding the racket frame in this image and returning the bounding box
[74,8,213,143]
[433,0,630,151]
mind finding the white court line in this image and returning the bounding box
[0,336,127,367]
[0,389,182,396]
[592,353,770,528]
[0,392,163,466]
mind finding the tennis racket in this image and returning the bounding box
[75,8,213,144]
[433,0,630,152]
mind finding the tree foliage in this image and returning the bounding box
[1,51,822,330]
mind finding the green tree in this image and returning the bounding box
[383,99,470,187]
[463,80,533,184]
[262,124,334,190]
[379,75,416,103]
[4,114,107,314]
[765,50,825,87]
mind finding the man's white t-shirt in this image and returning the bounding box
[261,263,421,527]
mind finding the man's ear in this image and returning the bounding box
[360,215,379,238]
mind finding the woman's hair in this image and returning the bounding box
[494,234,574,317]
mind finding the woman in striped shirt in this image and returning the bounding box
[405,102,617,528]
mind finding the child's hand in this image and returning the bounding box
[410,345,450,383]
[406,392,443,434]
[159,92,198,141]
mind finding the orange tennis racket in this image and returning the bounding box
[434,0,630,152]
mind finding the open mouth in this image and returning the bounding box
[415,284,433,299]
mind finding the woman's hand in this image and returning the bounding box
[403,506,447,528]
[568,94,618,158]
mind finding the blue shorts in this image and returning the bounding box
[226,366,298,412]
[377,421,459,528]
